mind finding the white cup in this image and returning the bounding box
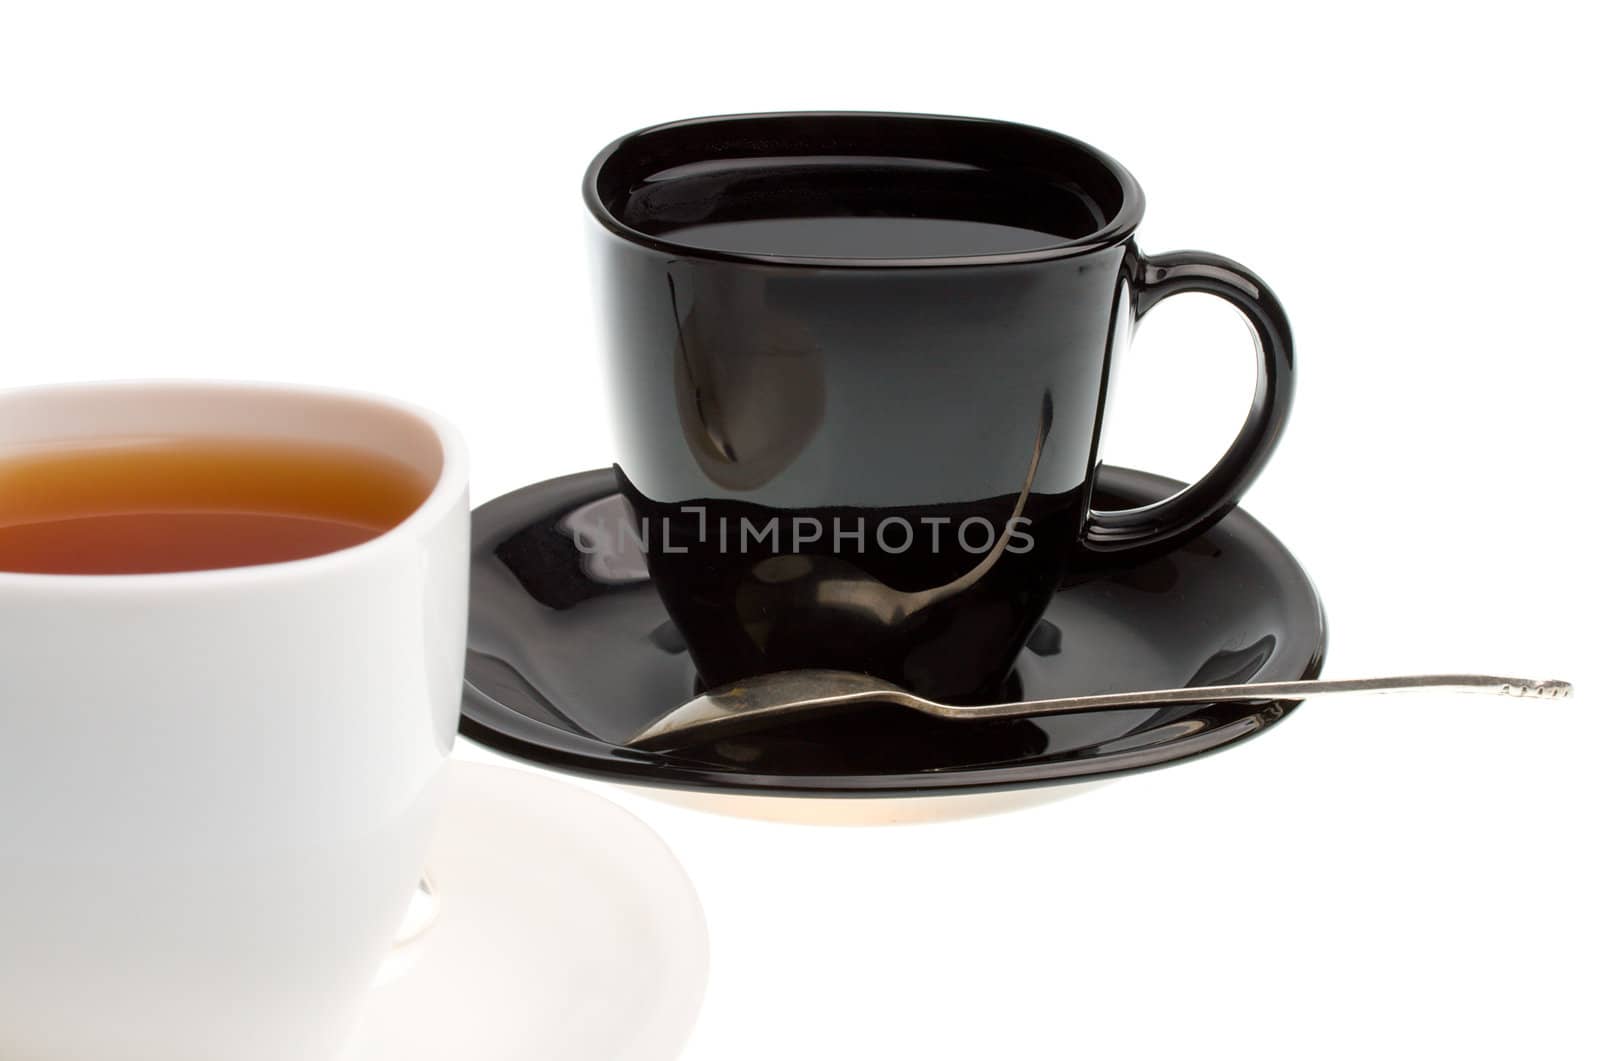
[0,381,469,1060]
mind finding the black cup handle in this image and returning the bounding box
[1084,250,1295,554]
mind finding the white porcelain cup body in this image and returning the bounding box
[0,382,469,1061]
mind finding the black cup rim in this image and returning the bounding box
[583,111,1147,269]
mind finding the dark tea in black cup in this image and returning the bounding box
[584,112,1293,703]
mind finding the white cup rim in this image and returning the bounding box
[0,378,469,592]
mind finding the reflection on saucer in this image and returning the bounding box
[346,762,707,1061]
[462,466,1326,800]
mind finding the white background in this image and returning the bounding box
[2,2,1596,1058]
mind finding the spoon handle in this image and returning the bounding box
[947,674,1573,721]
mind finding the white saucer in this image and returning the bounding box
[346,761,708,1061]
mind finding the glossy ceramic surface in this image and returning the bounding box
[586,112,1295,702]
[460,467,1327,797]
[348,761,708,1061]
[0,382,469,1061]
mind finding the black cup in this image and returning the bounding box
[584,112,1293,702]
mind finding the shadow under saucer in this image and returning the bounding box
[621,778,1116,826]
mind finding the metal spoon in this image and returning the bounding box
[626,669,1574,750]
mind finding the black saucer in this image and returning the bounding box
[461,467,1326,797]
